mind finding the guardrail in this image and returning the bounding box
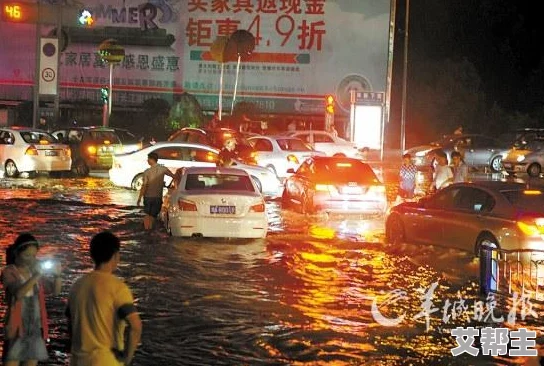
[480,245,544,300]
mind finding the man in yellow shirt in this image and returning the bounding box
[66,232,142,365]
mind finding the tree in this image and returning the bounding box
[167,93,205,131]
[141,98,170,140]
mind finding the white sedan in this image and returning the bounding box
[247,135,326,179]
[282,130,363,158]
[161,167,267,238]
[108,142,283,198]
[0,127,71,178]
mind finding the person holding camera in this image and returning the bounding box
[1,233,62,366]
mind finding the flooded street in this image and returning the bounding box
[0,171,543,365]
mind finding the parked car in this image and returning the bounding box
[168,127,258,165]
[282,156,387,215]
[281,130,363,158]
[502,137,544,177]
[385,181,544,258]
[247,135,326,179]
[404,134,508,172]
[160,167,267,238]
[111,128,143,154]
[108,142,283,198]
[51,126,122,176]
[0,127,71,178]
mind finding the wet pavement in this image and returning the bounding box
[0,169,543,365]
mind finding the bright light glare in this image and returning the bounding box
[354,105,382,150]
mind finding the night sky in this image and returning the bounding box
[389,0,544,146]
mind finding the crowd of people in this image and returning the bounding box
[2,231,141,366]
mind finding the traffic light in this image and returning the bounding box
[78,9,93,26]
[100,87,109,104]
[1,2,38,23]
[325,95,335,114]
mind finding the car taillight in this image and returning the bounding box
[517,217,544,237]
[25,145,38,155]
[87,145,97,155]
[64,148,71,157]
[250,202,265,213]
[178,199,197,211]
[287,154,299,164]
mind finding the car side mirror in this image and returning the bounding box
[287,168,295,174]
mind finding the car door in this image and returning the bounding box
[0,130,9,163]
[410,186,462,245]
[465,136,490,166]
[153,146,186,173]
[313,132,336,155]
[440,187,495,252]
[0,130,17,163]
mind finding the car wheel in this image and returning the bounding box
[527,163,542,177]
[5,160,19,178]
[385,215,405,245]
[476,233,499,295]
[266,165,278,177]
[131,174,144,191]
[490,156,502,172]
[72,159,89,177]
[251,175,262,193]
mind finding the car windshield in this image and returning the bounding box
[314,160,380,184]
[20,131,57,144]
[277,138,313,151]
[501,189,544,212]
[88,130,121,144]
[185,173,255,192]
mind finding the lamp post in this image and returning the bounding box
[400,0,410,153]
[98,39,125,126]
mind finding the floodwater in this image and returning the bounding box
[0,171,542,365]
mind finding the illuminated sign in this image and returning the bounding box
[1,2,37,23]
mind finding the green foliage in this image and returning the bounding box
[167,93,205,131]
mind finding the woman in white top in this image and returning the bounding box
[432,152,453,191]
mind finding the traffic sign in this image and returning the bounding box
[39,38,58,95]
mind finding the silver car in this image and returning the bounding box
[386,181,544,256]
[405,134,508,172]
[0,127,71,177]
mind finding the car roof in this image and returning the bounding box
[2,127,50,133]
[143,141,219,152]
[53,126,116,131]
[453,180,535,192]
[184,166,249,176]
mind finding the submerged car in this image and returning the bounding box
[108,142,283,198]
[52,127,122,176]
[247,135,326,179]
[502,137,544,177]
[0,127,71,177]
[386,181,544,256]
[282,156,387,215]
[161,167,267,238]
[405,134,508,172]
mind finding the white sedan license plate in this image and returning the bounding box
[210,205,236,214]
[45,150,58,156]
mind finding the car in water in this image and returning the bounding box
[404,134,508,172]
[281,156,387,215]
[0,127,71,178]
[281,130,363,158]
[51,127,122,176]
[247,135,326,179]
[502,136,544,177]
[385,181,544,257]
[168,127,258,165]
[111,128,143,154]
[160,166,267,238]
[108,141,283,198]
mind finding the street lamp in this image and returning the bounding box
[400,0,410,153]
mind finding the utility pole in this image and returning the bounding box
[32,2,41,129]
[400,0,410,154]
[53,2,62,126]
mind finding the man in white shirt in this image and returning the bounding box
[431,152,453,191]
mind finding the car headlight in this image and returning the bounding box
[517,155,526,162]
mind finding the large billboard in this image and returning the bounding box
[0,0,392,114]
